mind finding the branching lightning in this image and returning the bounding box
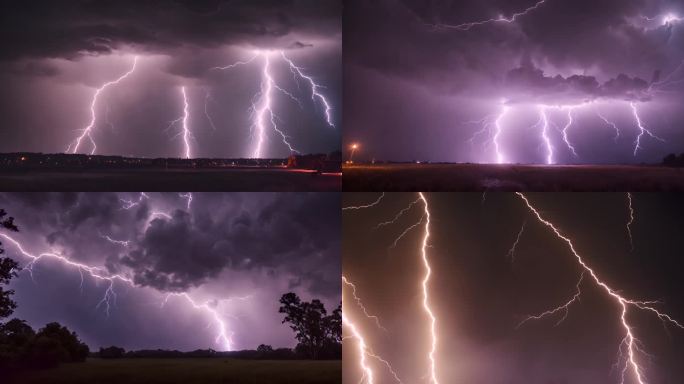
[630,102,664,156]
[516,193,684,384]
[507,221,526,262]
[626,192,635,251]
[166,87,194,158]
[68,56,139,154]
[342,276,387,332]
[434,0,550,31]
[212,50,334,158]
[342,193,385,211]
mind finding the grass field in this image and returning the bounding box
[7,358,341,384]
[343,163,684,191]
[0,168,341,191]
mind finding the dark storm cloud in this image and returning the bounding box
[505,63,651,103]
[119,193,340,293]
[0,0,340,61]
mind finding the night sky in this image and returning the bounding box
[344,0,684,164]
[0,0,341,158]
[0,192,340,351]
[343,192,684,384]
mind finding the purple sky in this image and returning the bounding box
[0,0,341,158]
[0,192,340,351]
[344,0,684,164]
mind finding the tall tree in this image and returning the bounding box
[279,292,340,359]
[0,209,19,321]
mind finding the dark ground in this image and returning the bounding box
[343,164,684,191]
[6,358,341,384]
[0,168,341,191]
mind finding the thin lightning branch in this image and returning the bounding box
[596,112,620,142]
[626,193,635,251]
[630,102,664,156]
[343,276,387,331]
[281,52,334,127]
[434,0,550,31]
[210,54,258,70]
[180,192,193,211]
[69,56,139,154]
[516,193,684,384]
[204,91,218,131]
[418,192,440,384]
[343,193,385,211]
[390,215,424,249]
[100,233,131,247]
[375,197,422,229]
[518,271,585,328]
[507,221,526,262]
[119,192,149,210]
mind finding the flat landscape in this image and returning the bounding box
[0,168,341,191]
[7,359,341,384]
[343,163,684,191]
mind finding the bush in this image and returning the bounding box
[99,346,126,359]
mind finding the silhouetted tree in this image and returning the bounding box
[0,209,19,321]
[257,344,273,353]
[279,293,341,359]
[0,318,35,368]
[27,322,90,368]
[99,346,125,359]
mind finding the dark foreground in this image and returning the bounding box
[7,358,341,384]
[0,168,341,191]
[343,163,684,191]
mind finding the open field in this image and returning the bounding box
[0,168,341,191]
[6,358,341,384]
[343,163,684,191]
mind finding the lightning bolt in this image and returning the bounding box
[516,193,684,384]
[630,102,664,156]
[212,50,334,158]
[68,56,139,154]
[280,52,334,128]
[493,106,509,164]
[342,193,385,211]
[342,276,387,332]
[539,106,554,165]
[418,193,439,384]
[626,192,635,251]
[343,314,376,384]
[251,53,299,158]
[375,197,421,229]
[180,192,193,211]
[560,107,578,158]
[204,90,218,131]
[166,87,194,158]
[596,111,621,142]
[507,221,526,262]
[119,192,149,210]
[434,0,550,31]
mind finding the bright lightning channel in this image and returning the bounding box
[516,193,684,384]
[434,0,550,31]
[68,56,139,154]
[630,102,664,156]
[418,192,439,384]
[212,50,334,158]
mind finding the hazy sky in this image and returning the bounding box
[0,0,341,158]
[343,192,684,384]
[0,192,340,351]
[344,0,684,164]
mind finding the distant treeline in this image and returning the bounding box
[0,152,341,171]
[663,153,684,167]
[97,343,341,360]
